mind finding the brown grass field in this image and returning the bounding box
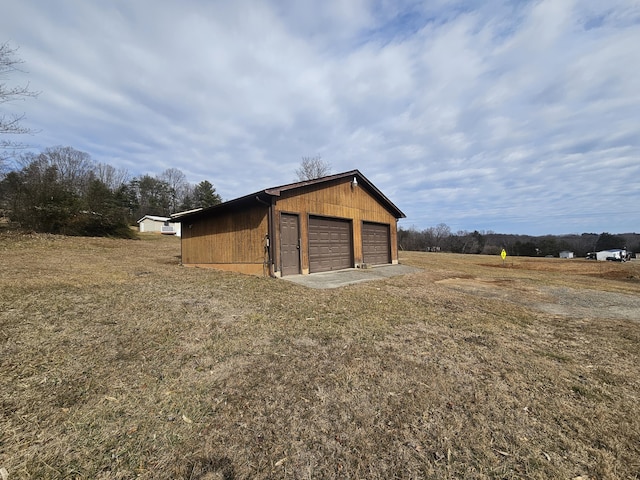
[1,232,639,479]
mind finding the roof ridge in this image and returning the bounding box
[171,169,405,220]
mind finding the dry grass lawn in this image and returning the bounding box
[1,233,639,479]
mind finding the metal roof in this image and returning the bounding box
[136,215,171,223]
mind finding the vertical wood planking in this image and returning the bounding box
[274,178,399,272]
[181,206,268,266]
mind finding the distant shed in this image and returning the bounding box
[559,251,574,259]
[172,170,405,277]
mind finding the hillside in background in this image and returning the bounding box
[398,226,640,257]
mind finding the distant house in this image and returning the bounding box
[559,251,574,259]
[137,215,181,237]
[172,170,405,277]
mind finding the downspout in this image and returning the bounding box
[268,196,276,276]
[255,195,275,277]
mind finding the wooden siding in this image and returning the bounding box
[273,178,398,274]
[184,263,267,276]
[181,206,269,270]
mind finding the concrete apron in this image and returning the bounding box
[281,264,421,289]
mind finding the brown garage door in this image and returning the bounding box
[309,216,352,273]
[362,222,391,265]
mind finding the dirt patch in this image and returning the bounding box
[437,276,640,321]
[481,258,640,282]
[535,287,640,321]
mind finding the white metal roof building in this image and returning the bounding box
[137,215,181,237]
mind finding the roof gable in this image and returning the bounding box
[172,170,405,221]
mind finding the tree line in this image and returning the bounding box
[1,43,221,237]
[399,225,640,257]
[0,146,221,237]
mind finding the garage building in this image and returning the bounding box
[173,170,405,276]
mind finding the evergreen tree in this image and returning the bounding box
[193,180,222,208]
[595,232,625,251]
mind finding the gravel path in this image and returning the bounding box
[438,277,640,322]
[535,286,640,321]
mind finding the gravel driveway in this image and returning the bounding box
[534,286,640,321]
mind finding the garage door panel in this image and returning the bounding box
[362,222,390,265]
[309,216,353,273]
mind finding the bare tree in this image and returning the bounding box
[159,167,190,212]
[95,163,130,191]
[295,156,331,181]
[38,146,94,196]
[426,223,451,250]
[1,43,39,169]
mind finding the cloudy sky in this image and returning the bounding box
[2,0,639,235]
